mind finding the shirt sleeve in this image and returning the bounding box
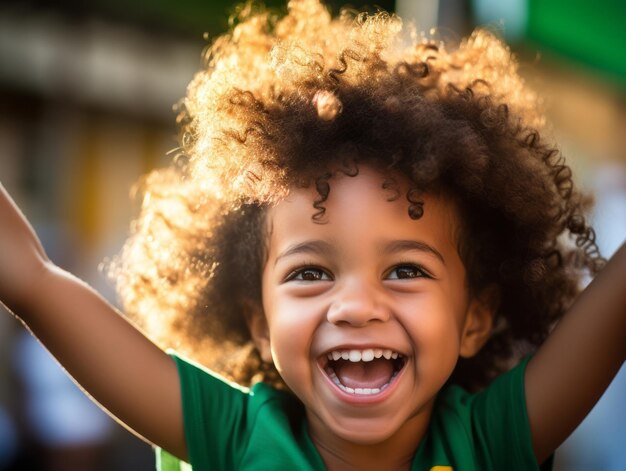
[469,355,550,470]
[168,351,251,470]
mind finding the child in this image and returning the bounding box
[1,0,625,469]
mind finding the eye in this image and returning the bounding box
[286,267,332,282]
[386,264,431,280]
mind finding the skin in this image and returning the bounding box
[0,167,624,468]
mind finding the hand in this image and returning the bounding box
[0,182,51,313]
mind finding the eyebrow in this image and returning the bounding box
[274,240,336,266]
[381,240,446,265]
[274,239,445,266]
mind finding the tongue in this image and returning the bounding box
[334,358,395,389]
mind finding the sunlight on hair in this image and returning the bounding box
[109,0,602,390]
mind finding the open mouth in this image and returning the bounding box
[322,348,406,396]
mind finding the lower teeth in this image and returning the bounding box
[327,369,399,395]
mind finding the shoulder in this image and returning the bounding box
[169,351,251,395]
[420,357,546,471]
[438,355,531,412]
[169,355,317,470]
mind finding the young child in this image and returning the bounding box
[1,1,625,469]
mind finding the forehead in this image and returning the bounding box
[265,167,461,259]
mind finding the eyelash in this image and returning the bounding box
[385,263,433,280]
[284,262,433,282]
[284,265,332,282]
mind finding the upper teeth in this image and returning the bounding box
[326,348,400,362]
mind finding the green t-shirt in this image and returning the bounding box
[157,354,548,471]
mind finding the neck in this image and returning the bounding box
[307,407,432,471]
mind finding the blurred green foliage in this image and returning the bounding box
[527,0,626,87]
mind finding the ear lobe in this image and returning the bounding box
[244,302,273,363]
[459,284,500,358]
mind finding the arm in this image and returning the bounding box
[525,242,626,463]
[0,183,188,460]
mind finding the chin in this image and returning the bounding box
[329,418,400,445]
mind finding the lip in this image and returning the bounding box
[316,351,408,405]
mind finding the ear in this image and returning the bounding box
[244,301,273,363]
[459,284,500,358]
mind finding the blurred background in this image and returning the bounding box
[0,0,624,469]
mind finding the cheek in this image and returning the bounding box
[403,302,463,390]
[398,288,466,354]
[263,292,322,371]
[405,308,462,349]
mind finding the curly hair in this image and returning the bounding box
[110,0,604,392]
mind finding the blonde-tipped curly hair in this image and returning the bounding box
[110,0,603,391]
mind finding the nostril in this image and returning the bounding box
[326,301,389,326]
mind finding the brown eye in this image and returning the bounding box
[288,267,332,282]
[387,265,429,280]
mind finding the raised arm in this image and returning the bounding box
[0,182,187,460]
[525,242,626,463]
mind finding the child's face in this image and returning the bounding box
[255,166,492,448]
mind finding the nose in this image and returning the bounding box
[326,279,390,327]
